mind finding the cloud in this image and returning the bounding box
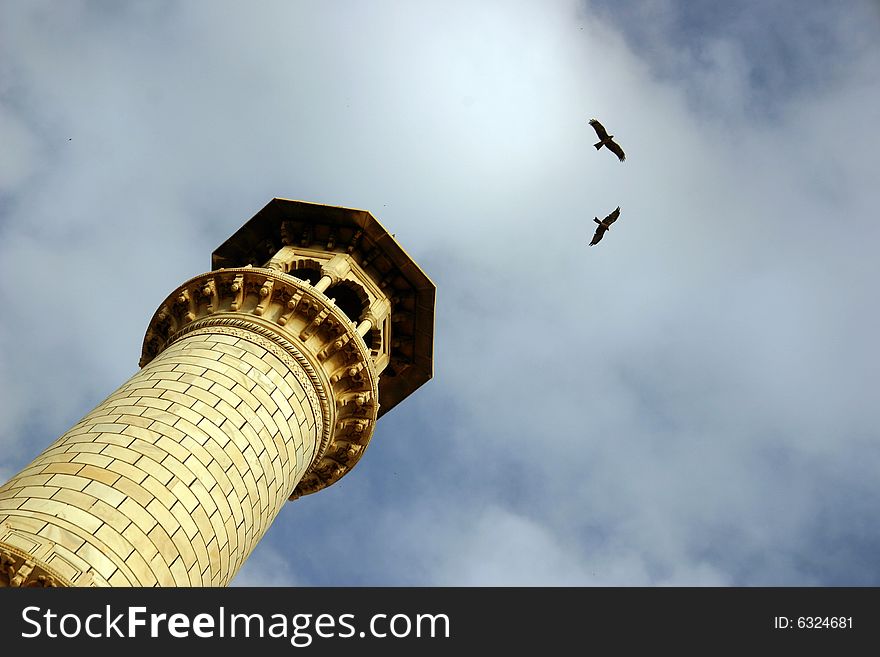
[1,0,878,587]
[231,542,303,587]
[586,0,880,118]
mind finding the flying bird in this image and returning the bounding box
[589,206,621,246]
[588,118,625,162]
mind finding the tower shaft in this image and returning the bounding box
[1,322,322,586]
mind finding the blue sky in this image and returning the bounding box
[1,0,879,586]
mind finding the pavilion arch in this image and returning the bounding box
[287,258,323,285]
[325,279,370,323]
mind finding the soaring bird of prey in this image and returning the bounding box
[588,118,625,162]
[589,206,621,246]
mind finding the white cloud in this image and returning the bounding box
[1,0,879,586]
[231,543,302,587]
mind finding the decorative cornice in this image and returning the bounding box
[0,542,72,588]
[140,268,379,498]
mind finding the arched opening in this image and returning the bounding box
[362,327,380,351]
[326,283,367,322]
[289,267,321,285]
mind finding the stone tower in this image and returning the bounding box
[0,199,434,587]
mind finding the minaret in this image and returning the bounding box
[0,199,434,587]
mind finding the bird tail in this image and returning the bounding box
[593,141,603,149]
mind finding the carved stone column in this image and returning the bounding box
[0,199,434,587]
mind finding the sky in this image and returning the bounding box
[1,0,879,586]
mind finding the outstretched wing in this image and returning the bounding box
[589,118,609,141]
[607,138,626,162]
[589,224,607,246]
[604,206,621,225]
